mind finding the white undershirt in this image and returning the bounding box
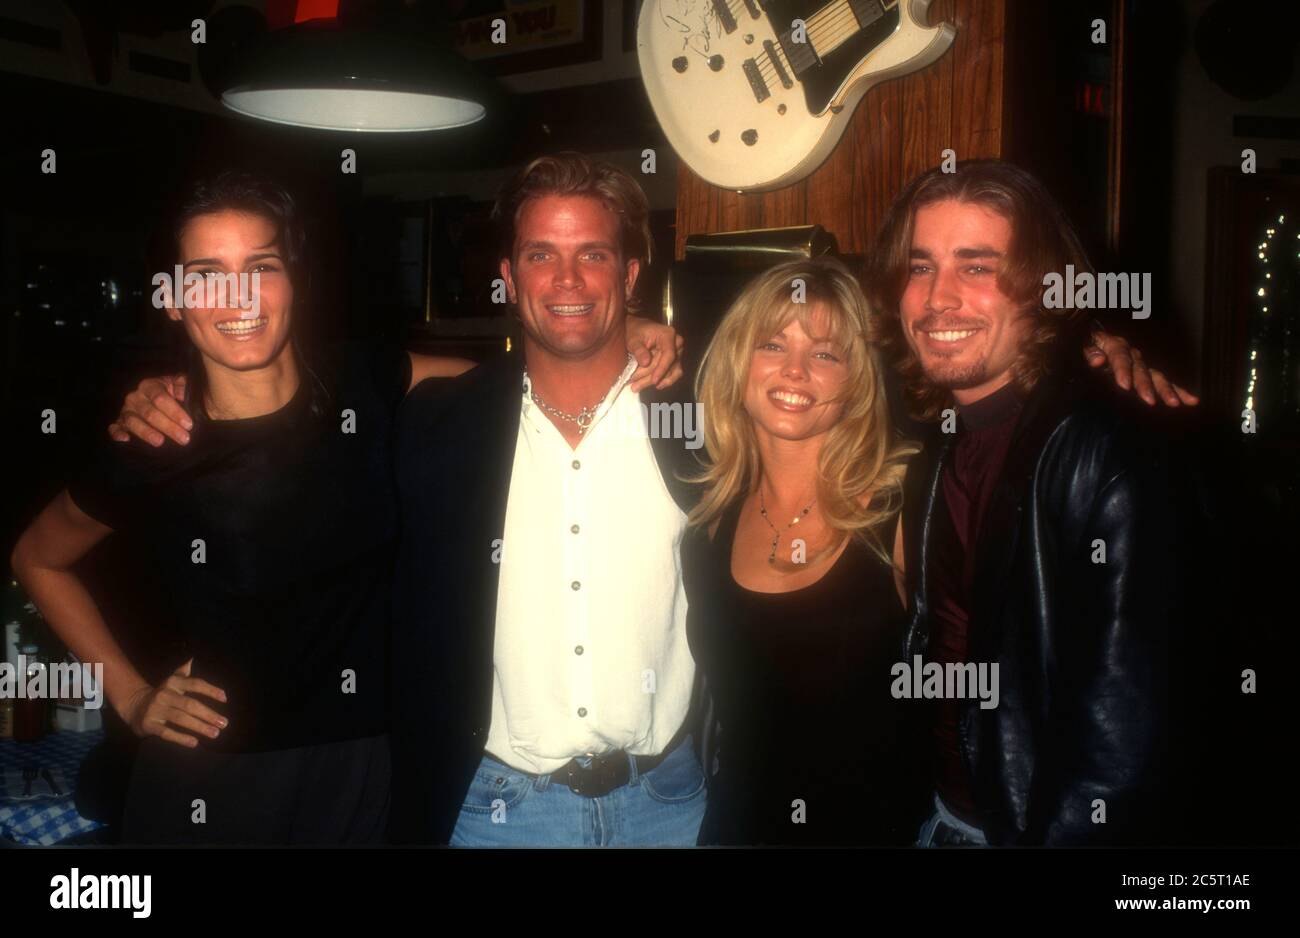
[485,355,694,774]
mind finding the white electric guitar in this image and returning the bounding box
[638,0,956,192]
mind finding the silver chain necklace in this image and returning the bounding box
[758,488,815,564]
[525,357,629,437]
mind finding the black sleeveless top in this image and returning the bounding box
[682,500,927,846]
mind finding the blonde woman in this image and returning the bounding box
[681,256,928,845]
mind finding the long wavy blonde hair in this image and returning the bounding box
[685,256,918,566]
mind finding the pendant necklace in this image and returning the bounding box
[758,488,815,565]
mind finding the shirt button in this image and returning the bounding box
[574,645,584,655]
[571,580,581,591]
[572,459,581,470]
[577,707,588,718]
[570,524,580,534]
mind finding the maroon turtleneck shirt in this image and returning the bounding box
[928,380,1024,825]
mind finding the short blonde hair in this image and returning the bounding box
[492,152,652,263]
[492,151,653,314]
[686,256,917,565]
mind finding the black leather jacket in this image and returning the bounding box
[901,362,1180,845]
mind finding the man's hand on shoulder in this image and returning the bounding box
[626,315,685,392]
[1084,330,1199,407]
[108,375,192,447]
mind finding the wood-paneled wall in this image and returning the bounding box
[673,0,1017,259]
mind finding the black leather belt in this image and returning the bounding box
[486,720,691,798]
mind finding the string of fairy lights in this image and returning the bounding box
[1244,208,1296,415]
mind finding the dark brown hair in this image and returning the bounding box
[866,159,1094,422]
[161,167,325,419]
[171,168,308,288]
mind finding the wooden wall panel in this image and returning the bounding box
[947,0,1005,161]
[674,0,1012,260]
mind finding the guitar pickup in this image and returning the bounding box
[742,58,770,103]
[711,0,737,34]
[763,39,793,89]
[849,0,885,29]
[778,27,819,76]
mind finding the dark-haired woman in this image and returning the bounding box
[10,171,680,844]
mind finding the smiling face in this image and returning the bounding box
[168,209,294,375]
[500,193,639,362]
[742,302,850,444]
[900,198,1031,404]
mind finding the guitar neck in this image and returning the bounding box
[764,0,901,78]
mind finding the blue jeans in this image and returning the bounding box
[916,793,989,847]
[450,735,707,846]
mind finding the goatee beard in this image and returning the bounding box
[921,359,988,390]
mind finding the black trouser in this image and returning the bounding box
[122,733,390,845]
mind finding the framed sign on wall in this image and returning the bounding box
[448,0,602,75]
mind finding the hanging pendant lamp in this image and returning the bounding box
[220,13,491,133]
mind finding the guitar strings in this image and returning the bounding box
[752,4,862,87]
[750,4,862,79]
[717,0,854,36]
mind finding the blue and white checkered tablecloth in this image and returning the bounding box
[0,730,105,846]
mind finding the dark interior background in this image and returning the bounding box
[3,0,1298,552]
[0,0,1297,840]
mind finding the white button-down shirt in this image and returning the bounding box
[485,355,693,774]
